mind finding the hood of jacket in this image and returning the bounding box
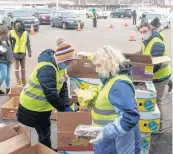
[14,19,25,32]
[38,49,57,67]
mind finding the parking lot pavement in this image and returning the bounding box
[0,17,172,154]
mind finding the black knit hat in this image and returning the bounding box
[150,17,161,27]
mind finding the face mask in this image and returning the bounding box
[15,27,23,32]
[142,32,151,41]
[59,64,67,70]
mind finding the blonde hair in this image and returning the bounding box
[56,36,65,46]
[92,46,125,77]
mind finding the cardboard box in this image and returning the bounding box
[9,87,23,100]
[0,125,31,154]
[16,143,57,154]
[139,104,160,133]
[135,81,157,112]
[1,97,19,120]
[57,112,92,132]
[67,54,170,82]
[141,133,151,150]
[50,97,78,120]
[57,132,93,151]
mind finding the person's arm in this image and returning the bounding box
[151,42,165,73]
[59,82,70,106]
[37,65,66,111]
[26,32,32,57]
[9,34,15,51]
[102,80,140,139]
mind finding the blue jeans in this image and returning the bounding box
[0,63,11,89]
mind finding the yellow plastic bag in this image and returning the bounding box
[74,86,98,110]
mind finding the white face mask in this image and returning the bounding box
[96,67,104,75]
[142,32,151,41]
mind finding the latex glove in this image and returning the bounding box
[90,127,103,144]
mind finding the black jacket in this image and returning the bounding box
[17,49,70,127]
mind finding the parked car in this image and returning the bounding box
[5,9,40,32]
[110,8,132,18]
[0,9,5,25]
[51,11,84,29]
[86,8,107,19]
[33,8,54,24]
[136,13,171,29]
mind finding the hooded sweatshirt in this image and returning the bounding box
[9,19,31,60]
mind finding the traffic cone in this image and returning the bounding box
[109,24,114,28]
[30,25,35,35]
[76,22,81,31]
[124,21,128,27]
[129,31,136,41]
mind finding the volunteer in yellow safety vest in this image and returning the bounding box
[17,48,75,150]
[140,22,171,133]
[88,46,141,154]
[150,17,172,92]
[10,19,32,86]
[92,8,97,28]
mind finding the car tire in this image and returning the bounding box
[166,22,170,28]
[111,14,114,18]
[62,22,66,29]
[51,20,54,27]
[86,14,89,18]
[11,23,14,30]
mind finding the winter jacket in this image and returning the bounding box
[142,30,171,82]
[9,19,31,60]
[132,10,137,18]
[17,49,71,128]
[0,40,13,64]
[94,64,141,154]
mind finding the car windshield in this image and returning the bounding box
[146,14,161,20]
[38,9,53,14]
[62,12,78,18]
[0,10,5,15]
[12,10,32,17]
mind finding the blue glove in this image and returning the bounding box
[65,106,73,112]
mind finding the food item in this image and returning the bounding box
[74,125,99,138]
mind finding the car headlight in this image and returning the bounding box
[34,18,39,23]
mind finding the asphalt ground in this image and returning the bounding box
[0,16,172,154]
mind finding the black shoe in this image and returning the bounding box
[168,79,172,92]
[6,88,10,94]
[0,90,5,95]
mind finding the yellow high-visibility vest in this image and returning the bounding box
[92,75,135,127]
[141,37,171,80]
[20,62,65,112]
[10,30,27,53]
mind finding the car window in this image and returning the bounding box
[38,9,53,14]
[0,10,5,15]
[146,14,161,20]
[12,10,32,17]
[61,12,78,18]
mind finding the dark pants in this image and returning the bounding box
[93,18,97,27]
[35,125,51,148]
[133,18,136,25]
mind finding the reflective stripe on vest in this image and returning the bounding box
[92,75,135,127]
[141,37,171,80]
[10,30,27,53]
[20,62,65,112]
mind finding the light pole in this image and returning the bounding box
[56,0,59,12]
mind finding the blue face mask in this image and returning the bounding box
[59,64,67,70]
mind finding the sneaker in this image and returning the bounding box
[168,79,172,92]
[0,90,5,95]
